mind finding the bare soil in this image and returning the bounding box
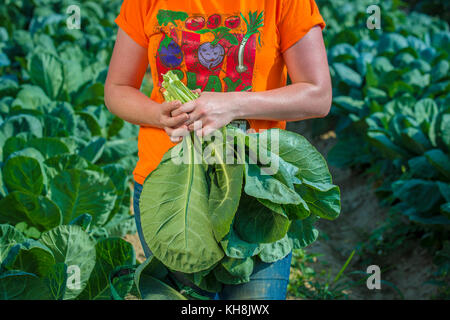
[287,121,438,300]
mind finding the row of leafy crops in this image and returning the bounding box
[315,0,450,285]
[0,0,141,299]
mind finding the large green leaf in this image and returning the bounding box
[43,263,68,300]
[234,192,291,244]
[258,234,292,263]
[437,182,450,202]
[244,163,301,205]
[400,127,432,154]
[137,275,187,300]
[439,113,450,150]
[140,139,224,273]
[0,192,62,232]
[2,155,45,195]
[220,227,261,259]
[0,271,50,300]
[367,131,409,159]
[214,257,254,285]
[11,85,50,111]
[377,33,409,53]
[271,129,333,184]
[47,102,76,135]
[296,180,341,220]
[424,149,450,180]
[288,215,319,249]
[40,225,96,300]
[208,147,244,241]
[2,135,28,162]
[185,267,223,293]
[49,169,117,226]
[3,239,55,277]
[44,154,91,173]
[134,256,185,300]
[408,156,439,179]
[27,137,70,158]
[99,211,136,238]
[392,179,442,213]
[0,114,43,141]
[0,224,26,264]
[79,137,106,163]
[101,164,130,224]
[441,203,450,218]
[333,63,363,87]
[98,138,138,164]
[28,51,64,100]
[243,131,303,205]
[78,238,135,300]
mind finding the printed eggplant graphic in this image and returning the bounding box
[156,10,189,68]
[195,26,238,70]
[158,34,183,68]
[237,11,264,73]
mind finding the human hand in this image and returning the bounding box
[171,91,239,136]
[158,100,190,143]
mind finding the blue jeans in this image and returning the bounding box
[133,181,292,300]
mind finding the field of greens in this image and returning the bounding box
[288,0,449,299]
[0,0,141,299]
[0,0,449,300]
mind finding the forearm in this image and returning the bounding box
[104,84,162,128]
[231,81,332,122]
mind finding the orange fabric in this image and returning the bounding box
[115,0,326,184]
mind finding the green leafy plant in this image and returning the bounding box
[0,0,140,300]
[313,0,450,297]
[136,71,341,296]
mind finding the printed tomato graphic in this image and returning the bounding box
[185,16,205,31]
[225,16,240,29]
[207,14,221,29]
[158,34,183,68]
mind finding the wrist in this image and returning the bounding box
[142,101,164,128]
[229,91,246,120]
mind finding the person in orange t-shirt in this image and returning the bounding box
[105,0,331,300]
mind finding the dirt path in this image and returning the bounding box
[287,121,438,299]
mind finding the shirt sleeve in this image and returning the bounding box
[115,0,150,48]
[278,0,326,53]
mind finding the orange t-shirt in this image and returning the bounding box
[115,0,326,185]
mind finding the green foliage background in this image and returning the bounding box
[0,0,448,299]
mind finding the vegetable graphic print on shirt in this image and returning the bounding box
[155,10,264,93]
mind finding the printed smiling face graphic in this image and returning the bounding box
[197,42,225,70]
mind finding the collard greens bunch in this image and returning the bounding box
[138,71,341,294]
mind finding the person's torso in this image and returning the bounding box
[142,0,289,102]
[134,0,289,184]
